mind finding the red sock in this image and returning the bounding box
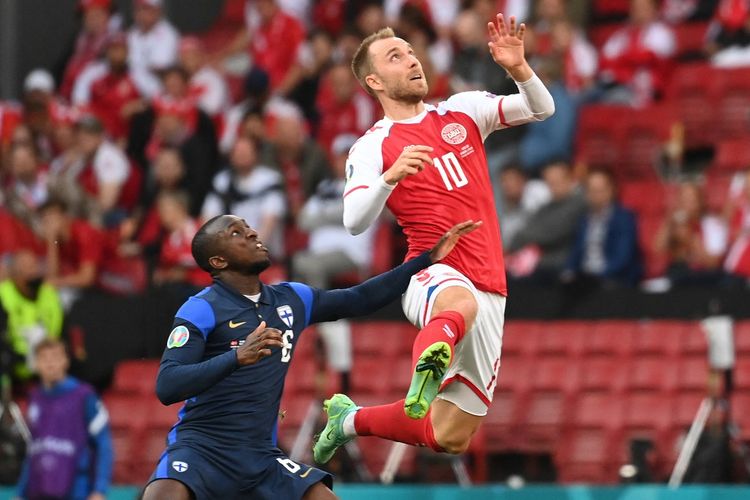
[354,399,443,452]
[412,311,466,367]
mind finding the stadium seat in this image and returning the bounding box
[673,22,710,60]
[111,359,160,395]
[627,357,678,393]
[586,321,635,357]
[573,392,623,431]
[502,320,541,357]
[351,356,394,397]
[103,393,148,433]
[712,138,750,173]
[283,354,320,396]
[588,23,624,48]
[522,392,573,452]
[734,358,750,390]
[495,352,532,393]
[352,321,417,357]
[618,105,678,179]
[732,393,750,439]
[632,320,683,357]
[665,63,714,148]
[533,358,580,393]
[579,356,627,393]
[575,105,627,170]
[622,393,673,433]
[484,389,524,451]
[715,68,750,138]
[673,392,705,432]
[620,180,667,216]
[677,356,710,393]
[533,321,587,358]
[704,173,734,213]
[735,320,750,355]
[555,429,614,484]
[680,322,708,355]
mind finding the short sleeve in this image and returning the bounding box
[283,282,315,328]
[174,296,216,339]
[443,91,504,140]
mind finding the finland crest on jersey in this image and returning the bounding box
[276,305,294,328]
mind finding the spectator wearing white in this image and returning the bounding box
[178,36,229,118]
[497,165,551,246]
[293,134,376,394]
[127,0,179,74]
[201,137,286,258]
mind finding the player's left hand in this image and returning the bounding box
[429,220,483,262]
[487,13,527,71]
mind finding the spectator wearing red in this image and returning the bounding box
[549,19,598,94]
[315,63,376,157]
[178,37,229,119]
[152,190,210,289]
[20,70,58,162]
[0,101,23,165]
[724,169,750,280]
[655,182,728,286]
[74,115,133,224]
[137,146,187,243]
[60,0,115,100]
[73,34,147,141]
[3,144,49,227]
[598,0,676,107]
[706,0,750,67]
[39,198,103,297]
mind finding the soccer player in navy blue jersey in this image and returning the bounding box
[142,214,480,500]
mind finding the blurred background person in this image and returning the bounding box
[655,181,728,286]
[127,0,179,75]
[705,0,750,67]
[563,169,643,289]
[723,169,750,283]
[201,137,287,259]
[178,36,229,120]
[16,339,112,500]
[3,144,49,228]
[0,250,63,385]
[497,165,551,246]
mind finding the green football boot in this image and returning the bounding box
[404,341,452,419]
[312,393,358,464]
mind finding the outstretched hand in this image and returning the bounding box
[487,13,528,74]
[429,220,483,262]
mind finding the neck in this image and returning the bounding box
[42,375,64,390]
[218,272,262,296]
[380,96,426,122]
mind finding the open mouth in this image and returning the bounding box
[409,74,423,81]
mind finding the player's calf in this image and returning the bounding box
[430,398,483,454]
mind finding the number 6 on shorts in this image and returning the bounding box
[276,457,301,474]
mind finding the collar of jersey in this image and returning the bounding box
[213,279,271,306]
[384,105,434,125]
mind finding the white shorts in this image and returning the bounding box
[401,263,506,416]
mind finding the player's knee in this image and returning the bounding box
[450,297,478,331]
[433,288,478,330]
[434,426,474,455]
[142,479,194,500]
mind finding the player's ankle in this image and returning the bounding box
[342,410,358,437]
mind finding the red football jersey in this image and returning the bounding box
[345,91,513,295]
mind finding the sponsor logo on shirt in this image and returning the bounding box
[167,325,190,349]
[441,123,467,145]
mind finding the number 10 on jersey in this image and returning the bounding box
[433,152,468,191]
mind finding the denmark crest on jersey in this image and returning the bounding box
[441,123,467,145]
[277,305,294,328]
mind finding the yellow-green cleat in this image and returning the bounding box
[404,341,451,419]
[312,393,358,464]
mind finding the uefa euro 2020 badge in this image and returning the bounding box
[167,325,190,349]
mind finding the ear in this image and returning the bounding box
[365,73,383,93]
[208,255,228,271]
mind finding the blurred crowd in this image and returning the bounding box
[0,0,750,380]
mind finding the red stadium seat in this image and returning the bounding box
[484,389,524,451]
[677,356,710,393]
[283,353,320,396]
[112,359,160,395]
[632,320,683,357]
[103,393,148,432]
[715,68,750,138]
[522,392,573,452]
[673,392,705,432]
[732,393,750,439]
[622,393,673,433]
[351,356,393,397]
[712,138,750,173]
[673,22,710,59]
[620,180,668,216]
[495,352,532,393]
[555,429,615,484]
[579,356,628,393]
[734,358,750,390]
[704,173,734,213]
[619,105,678,179]
[589,23,624,48]
[573,392,623,431]
[586,321,635,357]
[533,358,580,393]
[575,105,627,170]
[665,63,715,148]
[533,321,587,358]
[352,321,417,357]
[680,322,708,355]
[502,320,542,357]
[735,320,750,355]
[627,357,678,393]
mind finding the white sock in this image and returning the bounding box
[342,408,359,437]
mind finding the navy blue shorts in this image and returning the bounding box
[146,441,333,500]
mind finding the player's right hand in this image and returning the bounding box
[383,145,434,185]
[236,321,284,366]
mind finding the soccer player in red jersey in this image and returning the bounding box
[314,14,555,461]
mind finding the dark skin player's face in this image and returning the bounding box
[208,216,271,275]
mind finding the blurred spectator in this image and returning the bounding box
[497,165,551,246]
[655,182,728,286]
[39,198,103,302]
[0,101,23,168]
[141,146,186,215]
[152,190,210,290]
[20,69,58,161]
[3,144,49,227]
[223,0,307,95]
[549,19,599,94]
[506,161,586,281]
[469,0,532,24]
[530,0,570,56]
[598,0,676,107]
[72,33,151,142]
[128,69,219,216]
[220,67,271,155]
[662,0,721,23]
[563,169,642,288]
[0,250,63,382]
[16,339,112,500]
[127,0,179,74]
[705,0,750,67]
[724,169,750,281]
[60,0,117,100]
[202,137,287,259]
[518,57,578,173]
[293,134,375,394]
[315,62,376,156]
[74,115,133,224]
[178,36,229,118]
[266,104,329,212]
[289,29,335,127]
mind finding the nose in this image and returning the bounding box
[245,227,258,239]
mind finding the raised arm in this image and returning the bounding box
[308,220,482,323]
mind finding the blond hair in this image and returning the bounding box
[351,27,396,97]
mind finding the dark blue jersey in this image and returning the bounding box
[155,252,432,449]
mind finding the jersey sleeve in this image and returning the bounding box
[156,297,239,405]
[342,133,395,235]
[445,74,555,139]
